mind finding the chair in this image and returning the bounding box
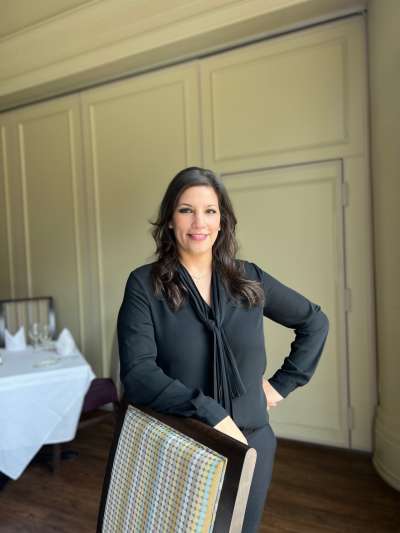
[0,296,56,347]
[79,329,121,429]
[79,378,120,428]
[97,403,257,533]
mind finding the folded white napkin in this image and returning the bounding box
[5,326,27,351]
[55,328,79,356]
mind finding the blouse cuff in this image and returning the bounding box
[191,393,229,427]
[267,373,298,398]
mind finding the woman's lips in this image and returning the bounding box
[188,234,208,241]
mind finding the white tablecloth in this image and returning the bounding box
[0,347,95,479]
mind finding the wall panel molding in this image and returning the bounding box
[0,124,14,297]
[13,97,87,355]
[0,0,366,111]
[17,124,33,296]
[67,109,86,353]
[87,102,107,372]
[201,17,366,172]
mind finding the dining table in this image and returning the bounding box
[0,346,95,480]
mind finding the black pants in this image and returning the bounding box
[241,423,277,533]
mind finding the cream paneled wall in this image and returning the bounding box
[0,17,375,450]
[80,63,202,376]
[200,18,366,172]
[200,17,374,450]
[0,96,95,367]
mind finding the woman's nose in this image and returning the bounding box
[192,212,206,227]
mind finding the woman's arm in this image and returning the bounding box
[252,263,329,399]
[117,271,229,427]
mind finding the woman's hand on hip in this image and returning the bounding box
[263,378,284,410]
[213,416,248,445]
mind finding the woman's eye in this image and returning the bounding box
[177,207,217,214]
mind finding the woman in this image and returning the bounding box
[117,166,329,532]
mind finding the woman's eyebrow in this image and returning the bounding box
[177,203,218,208]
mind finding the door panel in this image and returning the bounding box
[201,18,366,173]
[0,122,12,298]
[225,161,349,447]
[12,97,86,350]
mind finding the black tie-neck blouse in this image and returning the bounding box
[117,260,329,431]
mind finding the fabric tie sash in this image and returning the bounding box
[177,264,247,416]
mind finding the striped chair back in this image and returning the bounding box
[98,404,256,533]
[0,297,56,347]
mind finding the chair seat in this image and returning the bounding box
[82,378,118,413]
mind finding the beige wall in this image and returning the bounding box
[368,0,400,490]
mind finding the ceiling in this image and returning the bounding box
[0,0,91,39]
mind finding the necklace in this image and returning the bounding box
[181,262,211,280]
[190,271,209,280]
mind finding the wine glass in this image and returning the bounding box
[39,324,51,349]
[28,323,41,350]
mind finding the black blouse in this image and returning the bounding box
[117,260,329,431]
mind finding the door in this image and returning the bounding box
[224,161,349,447]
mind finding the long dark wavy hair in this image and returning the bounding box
[151,166,264,311]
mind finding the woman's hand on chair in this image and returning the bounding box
[214,416,248,445]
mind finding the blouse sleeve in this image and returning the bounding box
[117,271,229,427]
[252,263,329,398]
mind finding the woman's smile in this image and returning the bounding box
[188,233,208,241]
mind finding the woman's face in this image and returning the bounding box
[169,185,221,261]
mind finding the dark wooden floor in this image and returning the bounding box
[0,417,399,532]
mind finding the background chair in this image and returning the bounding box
[97,403,257,533]
[0,296,56,347]
[79,379,120,428]
[78,328,121,429]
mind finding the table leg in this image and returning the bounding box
[0,472,10,491]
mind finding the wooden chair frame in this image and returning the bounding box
[97,402,257,533]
